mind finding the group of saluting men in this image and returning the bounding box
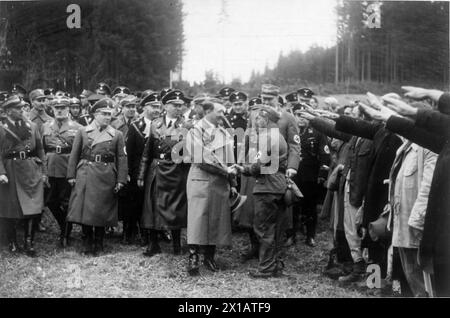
[0,82,449,296]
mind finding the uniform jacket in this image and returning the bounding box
[29,107,52,135]
[126,116,151,181]
[390,141,437,248]
[242,123,288,194]
[335,116,402,228]
[137,115,189,230]
[185,118,235,246]
[42,118,81,178]
[66,121,127,227]
[111,114,139,143]
[296,124,331,183]
[0,119,46,218]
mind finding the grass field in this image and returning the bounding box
[0,211,375,298]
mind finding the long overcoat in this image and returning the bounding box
[137,116,190,230]
[66,121,127,227]
[185,118,235,246]
[0,119,46,218]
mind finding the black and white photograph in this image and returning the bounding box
[0,0,449,302]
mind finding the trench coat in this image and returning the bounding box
[137,116,189,230]
[66,121,128,227]
[185,118,235,246]
[0,119,46,218]
[236,110,300,228]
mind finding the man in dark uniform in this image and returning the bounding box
[125,93,162,245]
[42,96,82,247]
[291,103,331,247]
[69,97,91,126]
[218,87,235,116]
[79,89,93,114]
[95,82,112,97]
[111,95,139,244]
[226,91,248,169]
[137,90,192,257]
[0,95,48,256]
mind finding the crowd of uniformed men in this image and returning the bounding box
[0,82,449,296]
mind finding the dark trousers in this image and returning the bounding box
[368,239,388,279]
[118,181,143,239]
[253,193,286,273]
[45,177,72,237]
[433,260,450,297]
[297,180,318,239]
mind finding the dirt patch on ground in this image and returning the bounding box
[0,213,372,298]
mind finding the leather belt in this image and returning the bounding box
[4,150,37,160]
[82,154,115,163]
[46,145,71,154]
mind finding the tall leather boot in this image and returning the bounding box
[121,221,129,245]
[241,230,259,263]
[143,230,161,257]
[203,245,218,272]
[93,226,105,256]
[82,225,94,255]
[6,220,20,254]
[61,222,73,248]
[187,245,200,276]
[172,229,181,255]
[23,218,37,257]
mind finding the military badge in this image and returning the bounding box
[294,134,300,144]
[324,145,330,154]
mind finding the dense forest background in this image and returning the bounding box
[0,0,448,97]
[0,0,183,92]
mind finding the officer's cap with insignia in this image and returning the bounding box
[218,87,235,99]
[87,93,104,104]
[261,84,280,98]
[95,82,111,96]
[285,92,299,104]
[69,97,81,106]
[51,96,70,108]
[160,88,173,100]
[1,95,27,110]
[80,89,93,99]
[91,98,115,113]
[141,89,155,100]
[0,91,9,104]
[55,90,69,98]
[112,86,131,96]
[229,91,247,103]
[162,90,190,105]
[140,92,161,107]
[29,89,46,101]
[291,103,309,113]
[120,95,138,107]
[44,88,56,99]
[297,88,315,100]
[248,97,262,108]
[11,83,27,96]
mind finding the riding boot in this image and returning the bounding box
[23,218,37,257]
[93,226,105,255]
[6,220,20,254]
[82,225,94,255]
[61,222,73,248]
[187,245,200,276]
[172,229,181,255]
[143,230,161,257]
[203,245,218,271]
[241,230,259,262]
